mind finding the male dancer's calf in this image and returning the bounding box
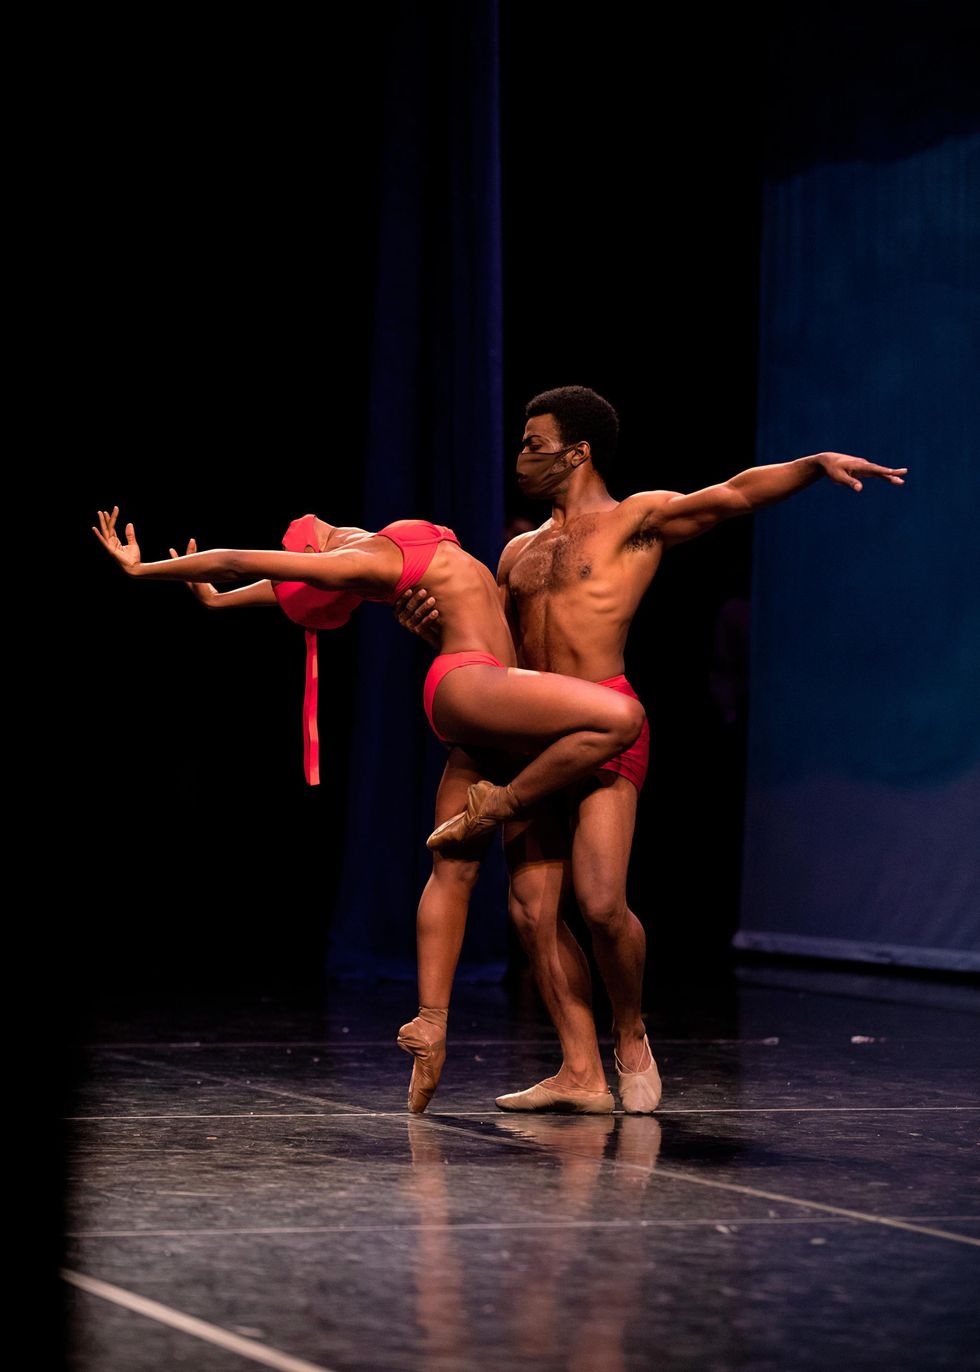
[503,768,657,1112]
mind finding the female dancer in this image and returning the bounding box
[94,506,643,1110]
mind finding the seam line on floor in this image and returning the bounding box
[61,1269,331,1372]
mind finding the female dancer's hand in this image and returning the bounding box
[93,506,142,574]
[394,587,442,647]
[169,537,218,606]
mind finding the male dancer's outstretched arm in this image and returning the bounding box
[619,452,906,546]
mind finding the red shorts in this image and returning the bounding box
[595,674,650,792]
[423,651,506,744]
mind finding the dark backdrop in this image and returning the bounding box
[63,5,762,1018]
[61,4,976,1021]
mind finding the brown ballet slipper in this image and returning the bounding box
[426,781,521,851]
[397,1007,448,1114]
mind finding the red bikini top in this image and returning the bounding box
[374,519,460,603]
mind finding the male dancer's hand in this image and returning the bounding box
[169,537,218,606]
[93,506,142,574]
[394,587,443,647]
[817,453,907,491]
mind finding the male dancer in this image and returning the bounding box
[399,385,906,1112]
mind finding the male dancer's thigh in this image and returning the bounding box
[504,799,574,932]
[568,772,638,911]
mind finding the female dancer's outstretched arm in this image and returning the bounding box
[167,537,278,609]
[93,508,396,597]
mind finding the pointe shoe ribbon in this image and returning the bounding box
[397,1007,448,1115]
[427,781,520,851]
[495,1078,615,1114]
[614,1034,662,1114]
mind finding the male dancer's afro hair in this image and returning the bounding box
[525,385,620,481]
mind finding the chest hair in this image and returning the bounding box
[509,520,603,598]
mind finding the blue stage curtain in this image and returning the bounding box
[328,1,506,978]
[738,131,980,970]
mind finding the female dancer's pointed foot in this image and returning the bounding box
[397,1007,448,1114]
[427,781,521,851]
[614,1034,662,1113]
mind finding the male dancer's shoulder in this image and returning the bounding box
[607,490,675,553]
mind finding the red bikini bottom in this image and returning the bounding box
[423,651,506,743]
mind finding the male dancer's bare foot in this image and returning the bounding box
[427,781,521,851]
[397,1007,448,1114]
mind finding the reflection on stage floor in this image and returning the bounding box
[63,970,980,1371]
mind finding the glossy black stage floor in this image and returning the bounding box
[63,967,980,1371]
